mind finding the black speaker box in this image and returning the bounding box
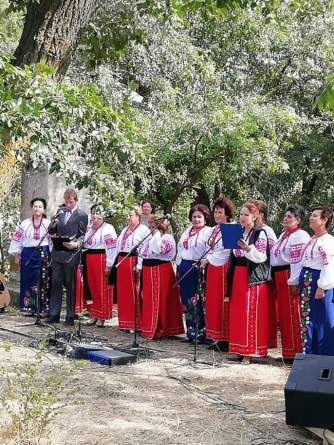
[285,353,334,431]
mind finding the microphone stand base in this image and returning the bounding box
[35,319,41,326]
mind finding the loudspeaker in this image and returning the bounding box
[285,353,334,431]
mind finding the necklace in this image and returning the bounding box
[32,217,43,240]
[121,223,140,250]
[86,223,104,246]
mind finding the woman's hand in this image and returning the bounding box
[105,266,112,277]
[289,285,299,296]
[14,253,20,265]
[315,287,325,299]
[237,239,251,253]
[200,259,209,268]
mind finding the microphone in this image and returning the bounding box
[54,207,66,219]
[104,210,115,218]
[155,214,171,221]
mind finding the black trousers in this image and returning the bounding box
[49,260,77,319]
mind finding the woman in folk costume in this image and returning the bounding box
[200,195,235,349]
[271,205,310,361]
[137,215,184,339]
[250,200,278,349]
[227,202,270,364]
[8,197,52,317]
[81,204,118,328]
[116,206,150,330]
[295,206,334,355]
[176,204,212,342]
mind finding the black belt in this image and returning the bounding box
[84,249,105,255]
[271,264,290,273]
[118,251,137,258]
[143,259,170,267]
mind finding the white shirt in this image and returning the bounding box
[232,229,268,263]
[176,225,212,266]
[271,228,310,285]
[83,222,117,267]
[292,232,334,290]
[137,232,175,270]
[8,218,52,254]
[117,224,150,253]
[205,225,231,267]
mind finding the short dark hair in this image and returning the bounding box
[213,195,234,222]
[188,204,211,225]
[30,197,47,209]
[141,199,153,208]
[285,204,306,227]
[91,203,105,215]
[311,206,333,229]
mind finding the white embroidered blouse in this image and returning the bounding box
[271,228,310,285]
[116,223,150,254]
[205,225,231,267]
[83,222,118,267]
[232,229,268,263]
[8,218,52,254]
[176,225,212,266]
[292,232,334,290]
[137,232,175,270]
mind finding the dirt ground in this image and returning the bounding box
[0,306,323,445]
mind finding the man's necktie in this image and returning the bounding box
[64,210,72,224]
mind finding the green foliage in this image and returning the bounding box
[0,341,85,444]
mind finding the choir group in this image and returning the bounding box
[9,189,334,363]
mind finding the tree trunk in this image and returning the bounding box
[12,0,96,81]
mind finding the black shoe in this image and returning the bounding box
[45,315,60,324]
[207,341,229,352]
[63,318,74,326]
[180,338,194,343]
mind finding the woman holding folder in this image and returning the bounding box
[201,195,235,348]
[227,202,270,364]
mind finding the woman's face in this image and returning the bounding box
[214,206,227,224]
[91,212,103,226]
[283,211,300,231]
[309,210,326,232]
[142,202,152,216]
[239,206,255,228]
[149,222,158,232]
[126,210,140,226]
[32,201,44,217]
[192,211,205,229]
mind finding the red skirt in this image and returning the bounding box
[84,252,113,320]
[275,268,302,358]
[141,262,184,339]
[205,263,229,341]
[267,280,278,348]
[116,254,141,330]
[75,265,87,314]
[229,266,268,357]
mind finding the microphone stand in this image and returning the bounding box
[174,231,223,363]
[116,218,168,348]
[24,221,53,326]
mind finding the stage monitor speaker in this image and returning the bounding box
[285,353,334,431]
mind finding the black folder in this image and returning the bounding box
[219,223,243,249]
[52,236,76,251]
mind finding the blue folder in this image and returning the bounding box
[219,223,243,249]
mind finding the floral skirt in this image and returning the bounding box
[299,267,334,356]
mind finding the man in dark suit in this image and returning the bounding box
[46,188,88,326]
